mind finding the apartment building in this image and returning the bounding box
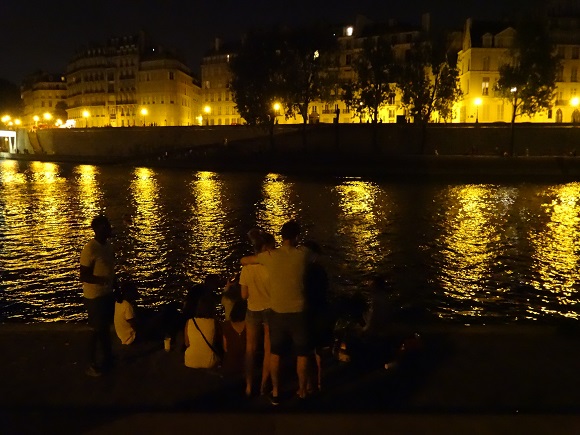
[200,38,241,126]
[21,71,67,128]
[66,33,200,127]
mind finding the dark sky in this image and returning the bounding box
[1,0,531,84]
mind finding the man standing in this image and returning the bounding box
[80,215,116,376]
[241,220,311,404]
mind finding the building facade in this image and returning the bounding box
[66,33,200,128]
[200,39,242,126]
[21,71,67,128]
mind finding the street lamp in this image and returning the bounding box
[82,110,90,128]
[140,107,148,126]
[474,98,482,124]
[33,115,39,128]
[571,97,579,107]
[203,105,211,126]
[43,113,52,127]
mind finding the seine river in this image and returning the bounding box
[1,158,580,324]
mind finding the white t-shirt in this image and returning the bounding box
[239,263,270,312]
[80,238,115,299]
[184,318,219,369]
[114,300,136,345]
[256,245,310,313]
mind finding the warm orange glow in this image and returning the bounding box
[82,110,90,118]
[43,112,52,121]
[140,108,148,116]
[203,106,211,114]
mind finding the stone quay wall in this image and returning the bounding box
[12,123,580,160]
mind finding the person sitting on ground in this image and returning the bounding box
[221,299,248,377]
[184,294,221,369]
[240,230,275,397]
[182,283,207,325]
[114,281,139,345]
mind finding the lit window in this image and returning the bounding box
[346,26,353,36]
[482,78,489,96]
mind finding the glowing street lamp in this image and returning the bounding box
[43,113,52,126]
[1,115,10,124]
[82,110,90,128]
[33,115,39,128]
[140,107,148,126]
[14,119,21,126]
[474,97,482,123]
[571,97,579,107]
[203,105,211,126]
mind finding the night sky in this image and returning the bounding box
[1,0,533,85]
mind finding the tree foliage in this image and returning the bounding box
[342,36,396,124]
[229,29,285,127]
[495,20,559,123]
[279,26,339,125]
[396,40,462,124]
[0,79,23,116]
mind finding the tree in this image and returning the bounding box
[495,20,559,156]
[0,79,23,116]
[396,37,462,152]
[279,25,339,147]
[55,101,68,122]
[230,29,286,149]
[342,36,396,125]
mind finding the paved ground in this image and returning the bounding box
[2,323,580,434]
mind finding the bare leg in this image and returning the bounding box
[260,324,271,394]
[270,353,281,397]
[296,355,309,399]
[245,322,259,396]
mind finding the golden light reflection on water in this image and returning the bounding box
[257,173,299,238]
[29,162,68,255]
[335,179,389,272]
[0,160,26,184]
[530,183,580,319]
[75,165,103,225]
[436,185,514,317]
[127,167,163,284]
[189,171,228,275]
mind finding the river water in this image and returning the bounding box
[1,158,580,324]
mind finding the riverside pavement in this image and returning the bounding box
[2,323,580,434]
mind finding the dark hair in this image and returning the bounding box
[229,300,247,322]
[262,233,276,250]
[204,274,222,291]
[183,283,206,319]
[281,220,300,241]
[195,294,216,319]
[303,240,322,254]
[91,215,110,231]
[116,280,138,303]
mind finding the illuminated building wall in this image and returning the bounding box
[21,72,67,129]
[65,33,200,128]
[200,39,242,126]
[456,11,580,124]
[202,15,430,125]
[137,55,199,126]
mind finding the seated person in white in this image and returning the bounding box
[184,295,220,369]
[114,282,138,345]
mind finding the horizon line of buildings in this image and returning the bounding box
[14,2,580,129]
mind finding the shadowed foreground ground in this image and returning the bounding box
[2,323,580,434]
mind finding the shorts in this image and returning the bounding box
[269,311,312,356]
[246,308,271,326]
